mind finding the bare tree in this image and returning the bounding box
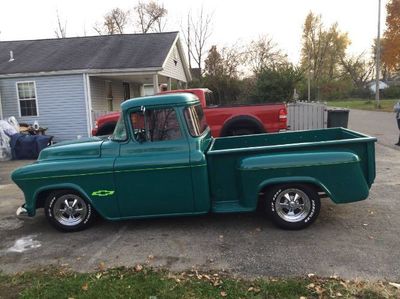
[94,8,129,35]
[54,10,67,38]
[181,7,213,74]
[134,1,167,33]
[245,35,287,74]
[341,52,375,88]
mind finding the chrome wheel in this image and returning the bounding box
[53,194,88,227]
[274,188,311,223]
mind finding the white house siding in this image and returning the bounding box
[0,74,88,142]
[159,45,188,83]
[90,77,126,114]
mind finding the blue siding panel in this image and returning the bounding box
[0,74,88,142]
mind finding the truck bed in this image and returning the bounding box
[206,128,376,211]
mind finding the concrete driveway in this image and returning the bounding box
[0,110,399,281]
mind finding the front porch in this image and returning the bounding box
[87,73,188,130]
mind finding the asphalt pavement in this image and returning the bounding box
[0,110,399,281]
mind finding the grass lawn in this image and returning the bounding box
[328,99,399,112]
[1,267,399,299]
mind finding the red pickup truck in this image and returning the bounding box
[92,88,287,137]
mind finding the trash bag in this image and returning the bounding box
[0,128,12,161]
[10,133,53,160]
[0,120,17,136]
[7,116,20,133]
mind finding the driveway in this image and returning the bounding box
[0,110,399,281]
[347,108,399,149]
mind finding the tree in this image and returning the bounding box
[253,64,304,103]
[203,45,243,103]
[181,7,213,74]
[134,0,167,33]
[340,53,375,89]
[94,8,129,35]
[54,10,67,38]
[382,0,400,72]
[300,12,350,99]
[245,35,287,74]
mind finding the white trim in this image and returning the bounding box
[15,81,39,118]
[0,90,3,119]
[0,67,163,79]
[83,74,93,136]
[162,34,180,69]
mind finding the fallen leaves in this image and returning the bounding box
[81,282,89,291]
[134,264,143,272]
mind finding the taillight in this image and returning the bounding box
[94,121,98,129]
[279,108,287,121]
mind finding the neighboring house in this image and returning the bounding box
[367,80,389,93]
[0,32,191,141]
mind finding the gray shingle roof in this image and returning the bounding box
[0,32,179,75]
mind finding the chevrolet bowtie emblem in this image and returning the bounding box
[92,190,115,197]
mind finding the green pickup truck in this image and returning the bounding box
[13,94,377,232]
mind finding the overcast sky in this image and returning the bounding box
[0,0,388,64]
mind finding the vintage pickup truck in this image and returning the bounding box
[13,93,376,232]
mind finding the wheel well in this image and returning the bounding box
[257,182,324,210]
[96,121,117,136]
[35,188,85,209]
[220,116,265,137]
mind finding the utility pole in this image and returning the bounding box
[375,0,382,108]
[308,48,311,101]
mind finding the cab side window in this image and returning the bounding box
[131,108,182,142]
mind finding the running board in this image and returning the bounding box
[212,201,254,213]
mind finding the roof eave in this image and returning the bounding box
[0,67,163,79]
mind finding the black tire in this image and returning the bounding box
[44,190,94,232]
[220,116,265,137]
[265,184,320,230]
[96,122,116,136]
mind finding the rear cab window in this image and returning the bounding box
[184,104,208,137]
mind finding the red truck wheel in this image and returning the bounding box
[220,116,265,137]
[265,184,321,230]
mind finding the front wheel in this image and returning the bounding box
[45,191,94,232]
[265,184,320,230]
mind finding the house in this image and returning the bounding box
[366,80,389,93]
[0,32,191,141]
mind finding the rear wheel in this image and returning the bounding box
[45,191,94,232]
[265,184,320,230]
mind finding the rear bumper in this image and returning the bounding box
[16,204,30,219]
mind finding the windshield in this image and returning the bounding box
[111,114,127,141]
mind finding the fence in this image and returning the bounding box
[287,102,327,131]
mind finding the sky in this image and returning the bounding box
[0,0,388,64]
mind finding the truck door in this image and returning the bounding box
[114,107,194,217]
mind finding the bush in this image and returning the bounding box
[382,85,400,99]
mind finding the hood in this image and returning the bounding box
[38,137,105,161]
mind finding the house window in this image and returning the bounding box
[17,81,38,117]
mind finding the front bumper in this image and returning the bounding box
[16,204,30,219]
